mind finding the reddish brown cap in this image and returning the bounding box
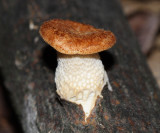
[39,19,116,54]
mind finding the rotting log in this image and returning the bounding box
[0,0,160,132]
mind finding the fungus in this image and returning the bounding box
[39,19,116,121]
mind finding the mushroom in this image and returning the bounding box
[39,19,116,121]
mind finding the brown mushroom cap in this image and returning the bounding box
[39,19,116,54]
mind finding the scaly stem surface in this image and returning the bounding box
[55,53,112,120]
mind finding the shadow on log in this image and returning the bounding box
[41,46,57,73]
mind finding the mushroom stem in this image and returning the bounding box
[55,53,112,121]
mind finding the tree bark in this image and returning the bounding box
[0,0,160,132]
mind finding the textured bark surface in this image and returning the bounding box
[0,0,160,132]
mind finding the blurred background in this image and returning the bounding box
[121,0,160,88]
[0,0,160,132]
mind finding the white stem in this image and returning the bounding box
[55,53,112,121]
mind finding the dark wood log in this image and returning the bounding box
[0,83,23,133]
[0,0,160,132]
